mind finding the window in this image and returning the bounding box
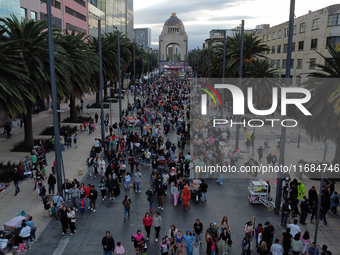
[66,23,86,34]
[31,11,37,20]
[312,19,320,30]
[328,14,340,26]
[300,23,306,33]
[297,59,303,69]
[21,7,27,18]
[40,12,62,29]
[309,58,316,69]
[326,36,340,48]
[272,32,276,40]
[278,30,282,38]
[311,39,318,49]
[65,6,86,21]
[282,59,287,68]
[298,41,304,51]
[275,59,280,68]
[41,0,61,9]
[284,28,289,37]
[262,35,265,41]
[74,0,86,7]
[293,25,296,35]
[290,59,294,69]
[267,33,271,41]
[271,46,275,54]
[266,49,270,54]
[283,44,288,52]
[292,42,295,52]
[277,45,281,53]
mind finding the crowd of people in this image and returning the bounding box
[10,69,339,255]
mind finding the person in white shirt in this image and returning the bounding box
[289,219,301,239]
[162,172,169,195]
[19,221,31,249]
[98,158,106,177]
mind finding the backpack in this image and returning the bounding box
[334,196,339,204]
[131,234,136,242]
[73,137,77,143]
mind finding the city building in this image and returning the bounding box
[134,28,151,48]
[204,29,238,48]
[87,0,105,37]
[255,4,340,83]
[0,0,21,19]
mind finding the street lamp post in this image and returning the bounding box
[221,30,227,118]
[141,43,144,97]
[117,30,122,120]
[147,47,150,83]
[235,20,244,152]
[133,38,136,106]
[202,43,205,78]
[47,0,63,194]
[314,142,328,243]
[275,0,296,214]
[207,39,211,79]
[99,20,105,142]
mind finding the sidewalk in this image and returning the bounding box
[0,82,129,240]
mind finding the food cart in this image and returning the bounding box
[248,180,275,212]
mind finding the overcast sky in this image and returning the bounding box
[134,0,340,50]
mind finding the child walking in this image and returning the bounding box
[79,195,87,216]
[125,172,131,190]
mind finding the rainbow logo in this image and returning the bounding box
[198,82,223,107]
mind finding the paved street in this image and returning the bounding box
[0,81,340,255]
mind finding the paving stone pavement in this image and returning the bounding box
[0,84,339,254]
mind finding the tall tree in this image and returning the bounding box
[297,45,340,164]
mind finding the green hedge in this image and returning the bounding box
[63,116,92,123]
[90,103,110,108]
[40,125,78,136]
[11,138,53,153]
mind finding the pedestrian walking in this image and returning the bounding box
[257,146,264,162]
[13,168,21,196]
[102,231,115,255]
[143,212,153,240]
[291,234,303,255]
[171,182,180,206]
[280,228,292,255]
[4,123,11,138]
[67,207,76,235]
[184,230,195,255]
[69,184,80,211]
[78,194,87,216]
[199,179,208,203]
[146,186,155,212]
[301,231,311,254]
[89,185,98,212]
[156,183,165,210]
[134,169,142,193]
[153,212,162,242]
[270,239,283,255]
[114,242,125,255]
[73,133,79,149]
[95,113,99,123]
[182,184,191,211]
[264,138,269,153]
[99,177,107,201]
[132,230,144,255]
[86,157,93,177]
[59,206,68,234]
[122,195,131,222]
[48,173,56,195]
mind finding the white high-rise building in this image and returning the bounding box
[134,28,151,49]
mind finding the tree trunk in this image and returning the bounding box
[332,135,340,165]
[69,94,78,121]
[104,79,107,99]
[23,107,34,149]
[57,100,61,130]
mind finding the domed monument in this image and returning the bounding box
[159,13,188,62]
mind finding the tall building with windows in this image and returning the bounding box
[134,28,151,48]
[0,0,21,19]
[87,0,105,37]
[255,4,340,84]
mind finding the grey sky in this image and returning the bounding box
[134,0,340,50]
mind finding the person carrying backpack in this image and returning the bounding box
[241,234,252,255]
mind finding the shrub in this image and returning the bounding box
[0,161,17,182]
[90,103,110,109]
[40,125,78,136]
[63,115,92,123]
[11,138,53,153]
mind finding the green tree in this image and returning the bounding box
[0,15,66,148]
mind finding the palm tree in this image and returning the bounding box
[0,15,70,148]
[0,41,34,117]
[242,58,282,109]
[297,45,340,164]
[57,31,98,120]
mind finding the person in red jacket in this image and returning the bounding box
[182,185,191,211]
[142,212,153,240]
